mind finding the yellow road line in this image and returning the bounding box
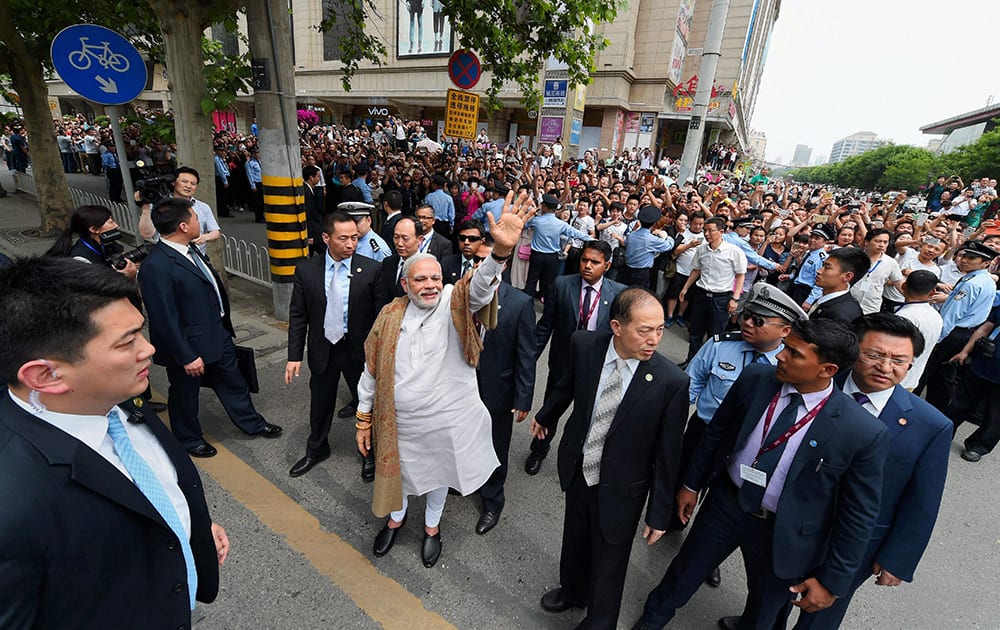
[159,413,456,629]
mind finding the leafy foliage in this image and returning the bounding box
[790,127,1000,192]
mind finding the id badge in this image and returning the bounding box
[740,464,767,487]
[857,278,873,294]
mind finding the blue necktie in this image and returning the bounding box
[107,409,198,609]
[738,393,803,513]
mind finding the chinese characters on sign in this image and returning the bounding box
[672,75,726,113]
[444,88,480,139]
[539,116,564,144]
[543,79,568,108]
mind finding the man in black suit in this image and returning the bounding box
[380,189,404,245]
[632,319,888,630]
[532,288,689,630]
[378,215,425,309]
[139,198,282,457]
[475,249,536,535]
[415,203,453,260]
[303,165,325,256]
[807,247,868,324]
[525,239,626,475]
[442,219,486,285]
[286,210,386,479]
[0,257,227,627]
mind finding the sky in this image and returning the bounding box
[752,0,1000,164]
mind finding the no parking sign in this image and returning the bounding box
[448,50,481,90]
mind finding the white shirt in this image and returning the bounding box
[850,253,902,314]
[578,277,605,331]
[9,392,192,539]
[895,302,944,390]
[148,197,220,255]
[884,249,940,303]
[692,240,748,292]
[843,373,894,416]
[570,215,595,248]
[675,229,703,276]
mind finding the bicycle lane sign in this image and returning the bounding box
[51,24,147,106]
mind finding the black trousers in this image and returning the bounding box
[918,327,973,411]
[788,283,812,306]
[559,467,637,630]
[640,478,793,630]
[215,176,231,216]
[106,167,123,202]
[165,337,267,449]
[946,370,1000,454]
[529,361,565,458]
[250,186,265,222]
[306,338,363,456]
[479,406,513,513]
[791,538,881,629]
[686,286,732,360]
[565,246,583,276]
[525,251,559,300]
[619,265,653,289]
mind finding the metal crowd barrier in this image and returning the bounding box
[17,175,272,288]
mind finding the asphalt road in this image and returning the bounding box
[2,171,998,629]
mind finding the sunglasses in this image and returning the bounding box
[741,311,780,327]
[457,235,483,243]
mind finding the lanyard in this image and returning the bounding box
[579,285,601,326]
[754,391,831,464]
[866,258,882,276]
[80,238,104,257]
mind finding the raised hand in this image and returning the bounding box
[489,190,537,257]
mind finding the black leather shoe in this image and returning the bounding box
[421,530,442,568]
[254,423,283,438]
[361,453,375,482]
[147,400,168,413]
[717,616,740,630]
[476,510,501,535]
[540,588,583,613]
[705,566,721,587]
[961,448,985,462]
[187,443,217,458]
[524,452,545,476]
[289,452,330,477]
[337,403,358,419]
[373,516,406,557]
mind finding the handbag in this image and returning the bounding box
[517,244,532,261]
[661,257,677,279]
[235,345,260,393]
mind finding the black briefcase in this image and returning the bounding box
[235,345,260,393]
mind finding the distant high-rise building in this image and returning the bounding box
[811,154,827,166]
[791,144,812,167]
[829,131,890,163]
[748,130,767,162]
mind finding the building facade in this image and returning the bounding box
[829,131,889,163]
[44,0,781,160]
[790,143,812,167]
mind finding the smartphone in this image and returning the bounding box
[915,212,929,226]
[962,225,977,239]
[814,215,830,224]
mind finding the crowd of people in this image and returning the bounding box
[2,106,999,630]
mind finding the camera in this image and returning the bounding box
[134,160,175,205]
[974,336,997,359]
[100,228,149,270]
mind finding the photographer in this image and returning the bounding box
[137,166,221,255]
[45,205,138,279]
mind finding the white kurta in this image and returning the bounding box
[358,256,501,496]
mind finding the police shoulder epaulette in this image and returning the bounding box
[713,331,744,343]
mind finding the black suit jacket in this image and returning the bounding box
[0,394,218,627]
[810,292,864,324]
[441,253,473,285]
[378,254,406,309]
[536,274,626,365]
[380,213,402,245]
[287,253,385,374]
[139,241,234,368]
[424,231,452,261]
[535,331,690,544]
[685,365,889,597]
[303,184,324,246]
[478,283,536,414]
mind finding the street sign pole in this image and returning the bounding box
[106,105,141,245]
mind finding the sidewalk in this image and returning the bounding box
[0,170,290,369]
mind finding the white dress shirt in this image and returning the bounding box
[579,276,605,331]
[843,373,894,416]
[591,340,640,427]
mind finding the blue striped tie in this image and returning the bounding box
[106,410,198,609]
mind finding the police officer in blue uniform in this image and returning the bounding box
[919,240,999,412]
[790,223,834,308]
[673,284,807,587]
[724,217,778,273]
[343,202,391,263]
[524,194,591,300]
[622,205,675,289]
[471,183,509,232]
